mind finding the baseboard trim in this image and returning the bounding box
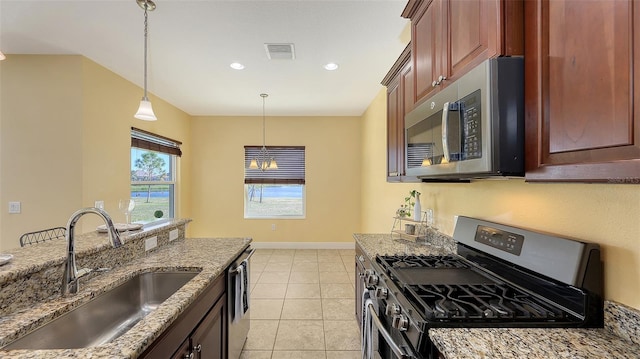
[249,242,355,250]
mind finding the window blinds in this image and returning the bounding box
[131,127,182,157]
[244,146,305,184]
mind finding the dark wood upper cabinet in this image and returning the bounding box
[383,45,418,182]
[404,0,522,106]
[412,0,441,102]
[525,0,640,182]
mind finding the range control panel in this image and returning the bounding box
[475,225,524,256]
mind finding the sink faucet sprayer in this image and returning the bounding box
[61,207,122,296]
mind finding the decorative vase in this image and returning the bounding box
[413,193,422,221]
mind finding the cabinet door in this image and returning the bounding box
[402,59,415,116]
[387,77,402,180]
[171,338,192,359]
[192,294,226,359]
[413,0,441,102]
[443,0,500,81]
[525,0,640,182]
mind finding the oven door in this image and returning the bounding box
[363,298,418,359]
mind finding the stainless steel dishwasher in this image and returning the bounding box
[227,247,254,359]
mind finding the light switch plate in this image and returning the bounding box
[169,229,179,241]
[8,202,21,214]
[145,236,158,251]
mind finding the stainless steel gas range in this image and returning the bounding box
[356,216,604,359]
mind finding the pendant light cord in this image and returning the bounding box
[142,7,149,100]
[262,95,266,150]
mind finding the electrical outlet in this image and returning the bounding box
[169,229,179,241]
[8,202,21,214]
[145,236,158,251]
[271,224,276,231]
[94,200,104,210]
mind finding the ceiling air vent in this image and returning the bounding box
[264,43,295,60]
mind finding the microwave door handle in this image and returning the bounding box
[366,302,412,359]
[442,102,451,163]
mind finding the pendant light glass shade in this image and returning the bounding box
[0,51,6,61]
[135,98,157,121]
[134,0,157,121]
[268,158,278,169]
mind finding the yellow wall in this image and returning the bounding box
[0,55,191,250]
[360,88,640,310]
[189,115,361,244]
[79,57,192,232]
[1,55,84,248]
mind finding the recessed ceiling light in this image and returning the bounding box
[230,62,245,70]
[323,62,339,71]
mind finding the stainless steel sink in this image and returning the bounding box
[3,271,199,350]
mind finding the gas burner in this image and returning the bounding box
[405,283,568,322]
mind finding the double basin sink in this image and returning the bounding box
[3,270,199,350]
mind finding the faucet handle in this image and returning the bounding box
[76,268,93,278]
[76,267,111,279]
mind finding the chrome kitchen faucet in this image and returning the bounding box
[61,208,122,296]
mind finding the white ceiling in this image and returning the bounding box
[0,0,409,116]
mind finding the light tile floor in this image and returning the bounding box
[241,249,360,359]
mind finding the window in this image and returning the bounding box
[244,146,305,218]
[130,127,181,223]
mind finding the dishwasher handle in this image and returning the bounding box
[230,248,255,274]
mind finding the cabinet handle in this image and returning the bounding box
[195,344,202,353]
[184,353,194,359]
[432,75,448,87]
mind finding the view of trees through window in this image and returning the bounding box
[245,184,304,217]
[130,149,175,222]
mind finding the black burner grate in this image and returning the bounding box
[377,255,469,269]
[405,283,570,322]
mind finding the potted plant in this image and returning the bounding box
[396,190,421,218]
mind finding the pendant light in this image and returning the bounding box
[134,0,157,121]
[0,51,6,61]
[249,94,278,171]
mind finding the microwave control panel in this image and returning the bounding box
[460,90,482,160]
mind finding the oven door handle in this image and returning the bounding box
[366,302,412,359]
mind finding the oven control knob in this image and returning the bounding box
[375,287,388,299]
[392,314,409,332]
[385,303,400,316]
[364,270,378,287]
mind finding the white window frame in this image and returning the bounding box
[243,146,306,219]
[131,152,177,221]
[130,128,181,223]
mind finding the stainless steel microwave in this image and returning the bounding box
[405,57,524,180]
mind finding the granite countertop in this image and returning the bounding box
[429,322,640,359]
[353,233,640,359]
[0,234,251,358]
[353,232,456,258]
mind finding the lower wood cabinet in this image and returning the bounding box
[172,294,226,359]
[140,274,226,359]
